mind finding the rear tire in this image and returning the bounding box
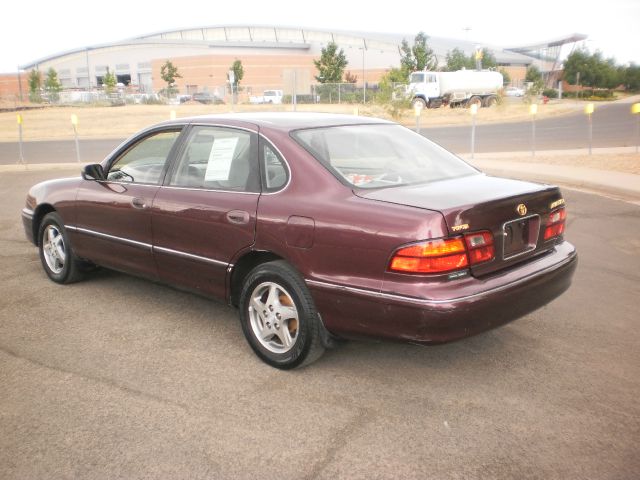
[239,260,325,369]
[38,212,84,284]
[468,96,483,108]
[483,95,498,107]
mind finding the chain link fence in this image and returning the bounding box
[2,81,412,108]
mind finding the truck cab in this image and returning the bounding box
[409,72,440,108]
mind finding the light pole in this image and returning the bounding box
[529,103,538,156]
[470,103,478,159]
[361,46,366,104]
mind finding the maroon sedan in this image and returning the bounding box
[22,113,577,368]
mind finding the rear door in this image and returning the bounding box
[151,125,260,298]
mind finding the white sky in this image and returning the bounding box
[2,0,639,73]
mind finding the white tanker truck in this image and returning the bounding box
[409,70,504,108]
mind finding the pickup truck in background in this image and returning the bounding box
[249,90,284,104]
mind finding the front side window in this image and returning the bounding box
[169,126,259,192]
[107,130,180,184]
[292,124,479,189]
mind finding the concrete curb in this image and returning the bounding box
[469,159,640,201]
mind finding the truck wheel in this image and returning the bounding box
[468,96,482,109]
[412,98,427,109]
[483,95,498,107]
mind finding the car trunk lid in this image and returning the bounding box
[356,173,564,276]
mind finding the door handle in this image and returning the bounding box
[226,210,250,225]
[131,197,147,209]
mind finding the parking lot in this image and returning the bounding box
[1,168,639,479]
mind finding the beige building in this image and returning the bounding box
[2,26,585,100]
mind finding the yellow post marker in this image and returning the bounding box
[71,114,81,163]
[170,110,176,120]
[529,103,538,115]
[584,103,594,155]
[470,102,478,159]
[414,101,423,134]
[17,114,25,165]
[632,103,640,153]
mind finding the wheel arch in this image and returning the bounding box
[32,203,56,246]
[228,250,285,307]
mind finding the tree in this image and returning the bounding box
[478,48,497,69]
[376,69,411,118]
[445,47,496,71]
[445,48,473,71]
[314,42,348,83]
[102,68,117,94]
[400,32,437,75]
[28,69,42,103]
[563,48,620,89]
[230,59,244,92]
[498,68,511,86]
[525,65,544,95]
[623,63,640,90]
[344,71,358,84]
[160,60,182,96]
[44,67,62,102]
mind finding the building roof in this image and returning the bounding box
[21,24,543,70]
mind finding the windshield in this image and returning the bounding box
[292,124,479,189]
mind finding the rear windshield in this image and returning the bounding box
[292,124,479,189]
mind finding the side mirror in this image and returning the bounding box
[82,164,105,181]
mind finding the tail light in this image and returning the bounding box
[389,231,494,274]
[544,208,566,240]
[464,231,495,264]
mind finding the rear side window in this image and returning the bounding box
[168,126,259,192]
[261,143,288,192]
[107,130,180,184]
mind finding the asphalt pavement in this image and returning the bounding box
[1,168,639,479]
[425,100,639,153]
[0,100,638,165]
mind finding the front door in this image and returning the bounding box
[73,128,182,278]
[151,125,260,298]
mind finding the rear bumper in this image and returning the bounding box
[21,208,36,245]
[308,241,577,344]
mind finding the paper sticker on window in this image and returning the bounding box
[205,137,238,181]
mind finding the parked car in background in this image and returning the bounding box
[249,90,283,104]
[22,113,577,369]
[505,86,525,97]
[192,92,223,104]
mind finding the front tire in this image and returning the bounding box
[412,97,427,109]
[38,212,84,284]
[239,260,325,369]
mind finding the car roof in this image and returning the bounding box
[159,112,394,132]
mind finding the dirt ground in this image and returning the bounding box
[482,153,640,175]
[0,100,584,142]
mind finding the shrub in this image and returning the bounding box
[542,88,559,98]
